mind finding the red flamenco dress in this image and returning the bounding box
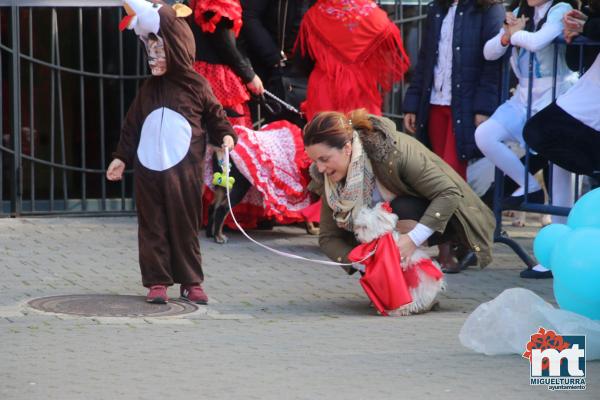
[295,0,410,121]
[190,0,253,128]
[191,0,315,228]
[203,120,314,229]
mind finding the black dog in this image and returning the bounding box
[205,152,253,244]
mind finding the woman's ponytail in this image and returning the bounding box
[347,108,373,134]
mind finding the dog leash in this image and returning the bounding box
[263,89,304,117]
[222,148,374,267]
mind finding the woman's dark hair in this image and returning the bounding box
[303,109,373,149]
[516,0,580,31]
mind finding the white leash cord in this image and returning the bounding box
[223,148,374,267]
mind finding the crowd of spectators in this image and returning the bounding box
[187,0,600,280]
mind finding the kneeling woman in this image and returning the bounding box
[304,109,495,274]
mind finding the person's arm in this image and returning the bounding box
[291,9,315,75]
[510,4,572,52]
[210,18,256,83]
[240,0,282,68]
[318,198,360,274]
[483,28,511,60]
[396,137,463,233]
[474,3,506,116]
[201,83,238,147]
[407,223,435,247]
[112,91,145,166]
[290,46,315,77]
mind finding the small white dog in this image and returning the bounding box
[353,202,446,316]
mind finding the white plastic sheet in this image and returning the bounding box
[459,288,600,360]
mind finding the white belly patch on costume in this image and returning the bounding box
[137,107,192,171]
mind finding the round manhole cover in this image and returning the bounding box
[28,295,198,317]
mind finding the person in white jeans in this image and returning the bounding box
[475,0,579,278]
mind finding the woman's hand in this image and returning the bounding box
[222,135,235,151]
[507,15,528,36]
[396,234,417,261]
[501,12,517,46]
[504,11,518,27]
[106,159,125,181]
[246,74,265,96]
[564,9,587,31]
[403,113,417,134]
[563,10,587,44]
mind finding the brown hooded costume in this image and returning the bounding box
[113,1,236,287]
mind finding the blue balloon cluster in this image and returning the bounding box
[533,188,600,320]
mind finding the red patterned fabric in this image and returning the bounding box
[349,230,444,315]
[401,258,444,289]
[296,0,410,120]
[193,61,252,128]
[189,0,243,37]
[348,232,412,316]
[203,121,313,229]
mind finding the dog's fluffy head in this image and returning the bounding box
[354,202,398,243]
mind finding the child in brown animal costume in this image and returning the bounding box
[107,0,236,304]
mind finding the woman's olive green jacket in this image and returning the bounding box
[310,116,496,273]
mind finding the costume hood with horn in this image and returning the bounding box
[113,0,236,287]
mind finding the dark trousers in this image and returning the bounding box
[524,102,600,176]
[134,156,204,287]
[389,196,455,246]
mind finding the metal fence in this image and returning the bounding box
[1,1,150,216]
[0,0,429,217]
[380,0,430,122]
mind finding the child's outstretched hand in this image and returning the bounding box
[222,135,235,151]
[106,158,125,181]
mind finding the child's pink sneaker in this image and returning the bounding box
[146,285,168,304]
[180,284,208,305]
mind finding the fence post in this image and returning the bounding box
[10,0,21,216]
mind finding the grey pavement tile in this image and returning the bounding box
[0,216,597,400]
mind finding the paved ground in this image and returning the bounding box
[0,215,597,399]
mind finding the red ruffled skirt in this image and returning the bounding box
[193,61,252,128]
[203,120,313,229]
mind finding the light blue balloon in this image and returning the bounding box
[554,284,600,320]
[550,228,600,293]
[533,224,572,268]
[567,188,600,229]
[550,228,600,319]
